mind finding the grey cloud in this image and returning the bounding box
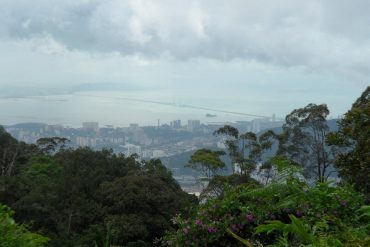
[1,0,370,80]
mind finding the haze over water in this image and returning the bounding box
[0,89,263,127]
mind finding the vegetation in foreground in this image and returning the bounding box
[0,135,196,246]
[162,159,370,246]
[0,204,49,247]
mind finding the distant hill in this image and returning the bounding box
[8,122,47,130]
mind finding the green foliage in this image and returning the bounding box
[256,215,317,245]
[238,131,275,176]
[0,126,37,176]
[200,174,260,200]
[213,125,275,175]
[227,228,254,247]
[255,212,370,246]
[0,204,49,247]
[213,125,240,173]
[0,147,196,246]
[327,86,370,197]
[267,157,303,184]
[99,171,193,245]
[186,148,226,179]
[188,125,275,200]
[358,205,370,220]
[36,137,70,154]
[162,177,369,246]
[275,103,334,182]
[214,125,239,139]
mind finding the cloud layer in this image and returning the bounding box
[1,0,370,80]
[0,0,369,126]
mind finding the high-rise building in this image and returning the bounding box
[170,120,181,129]
[187,120,201,131]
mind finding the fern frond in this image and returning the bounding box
[226,228,253,247]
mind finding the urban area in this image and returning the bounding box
[5,117,283,193]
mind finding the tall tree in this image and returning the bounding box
[214,125,239,173]
[0,126,35,176]
[195,127,274,198]
[0,126,21,176]
[214,125,275,176]
[238,130,276,176]
[327,86,370,196]
[276,104,334,182]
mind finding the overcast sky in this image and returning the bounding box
[0,0,369,125]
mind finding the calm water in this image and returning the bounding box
[0,90,259,127]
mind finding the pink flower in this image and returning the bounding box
[207,226,217,233]
[245,213,254,222]
[195,219,203,226]
[340,200,348,206]
[231,224,238,231]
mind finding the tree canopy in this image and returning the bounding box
[0,204,49,247]
[0,142,196,246]
[187,149,226,179]
[328,86,370,196]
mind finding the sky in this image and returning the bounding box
[0,0,369,126]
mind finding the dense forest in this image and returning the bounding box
[0,86,369,246]
[0,135,196,246]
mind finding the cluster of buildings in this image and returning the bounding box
[4,117,283,193]
[5,117,283,158]
[4,119,216,158]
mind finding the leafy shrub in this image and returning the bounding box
[162,179,369,246]
[0,204,49,247]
